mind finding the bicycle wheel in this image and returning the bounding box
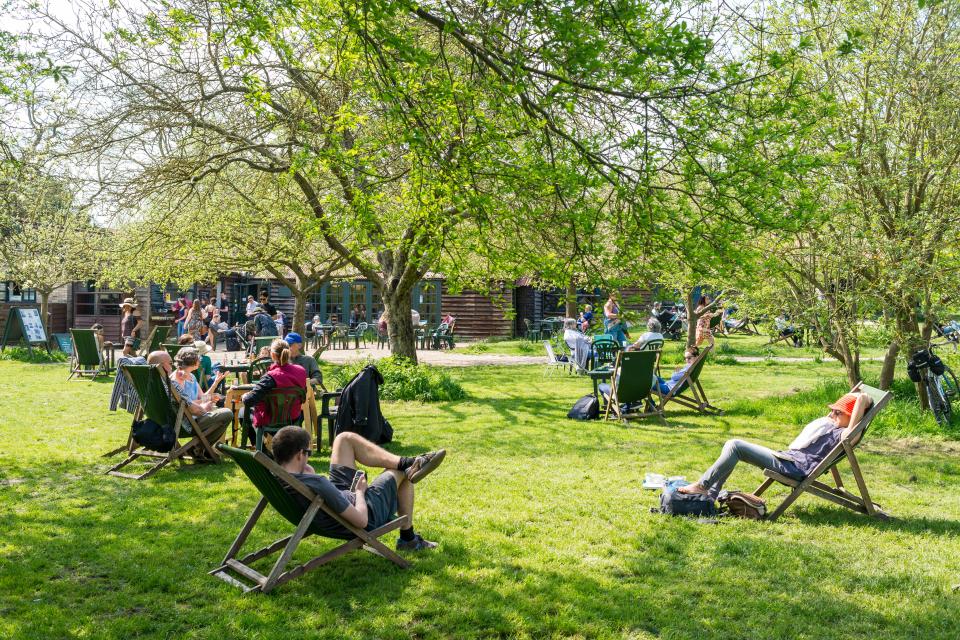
[927,377,952,426]
[938,365,960,406]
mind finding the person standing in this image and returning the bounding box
[218,292,231,326]
[603,292,628,344]
[184,299,206,341]
[245,295,258,318]
[119,297,143,345]
[173,297,188,338]
[695,296,722,348]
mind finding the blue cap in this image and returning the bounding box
[285,332,303,344]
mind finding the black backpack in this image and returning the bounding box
[567,394,599,420]
[659,489,717,517]
[131,418,177,452]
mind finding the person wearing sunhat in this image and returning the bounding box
[119,297,142,343]
[284,332,322,387]
[193,340,217,389]
[677,392,873,499]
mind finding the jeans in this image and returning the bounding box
[177,320,185,337]
[698,439,803,499]
[605,321,628,345]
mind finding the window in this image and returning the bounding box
[349,282,369,323]
[4,282,37,303]
[415,281,441,326]
[371,286,383,322]
[74,283,124,316]
[325,283,344,323]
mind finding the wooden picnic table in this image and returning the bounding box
[224,380,320,449]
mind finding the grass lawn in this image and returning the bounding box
[2,358,960,639]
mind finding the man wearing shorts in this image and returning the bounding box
[272,426,446,550]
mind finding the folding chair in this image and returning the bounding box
[655,345,722,415]
[543,341,570,376]
[211,445,409,593]
[163,343,185,359]
[755,382,891,522]
[68,328,109,381]
[240,386,308,452]
[138,325,170,357]
[105,364,222,480]
[601,350,662,421]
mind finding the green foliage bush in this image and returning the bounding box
[0,347,67,364]
[464,342,490,354]
[331,356,466,402]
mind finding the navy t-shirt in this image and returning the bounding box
[780,429,842,477]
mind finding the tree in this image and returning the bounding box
[0,158,103,333]
[104,169,349,334]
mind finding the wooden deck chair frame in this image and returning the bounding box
[655,345,722,415]
[602,350,662,421]
[137,325,170,357]
[754,382,891,522]
[68,328,109,381]
[105,365,222,480]
[211,444,409,593]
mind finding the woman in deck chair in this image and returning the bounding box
[653,346,698,395]
[676,392,871,499]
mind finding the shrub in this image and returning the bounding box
[331,356,466,402]
[464,342,490,354]
[0,347,68,364]
[516,341,539,354]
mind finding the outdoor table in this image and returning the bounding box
[225,381,320,449]
[219,361,251,385]
[587,366,613,399]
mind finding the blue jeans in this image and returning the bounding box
[177,320,185,337]
[604,321,627,345]
[698,439,803,498]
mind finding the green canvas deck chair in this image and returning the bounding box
[211,444,409,593]
[138,325,170,357]
[105,364,222,480]
[240,386,307,452]
[754,382,892,522]
[602,350,662,421]
[655,345,722,415]
[163,343,185,359]
[68,328,109,380]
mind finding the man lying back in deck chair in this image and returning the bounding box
[677,392,872,499]
[272,426,446,551]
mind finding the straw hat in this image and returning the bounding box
[193,340,211,356]
[119,297,138,309]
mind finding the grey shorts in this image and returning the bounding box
[329,463,399,531]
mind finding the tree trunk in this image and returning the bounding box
[39,289,51,336]
[565,279,577,318]
[383,290,417,362]
[879,340,899,390]
[292,290,307,336]
[685,288,697,348]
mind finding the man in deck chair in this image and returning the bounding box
[676,392,871,499]
[272,426,446,551]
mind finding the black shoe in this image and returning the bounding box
[406,449,446,484]
[396,534,438,551]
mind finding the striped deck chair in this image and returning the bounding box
[211,445,409,593]
[105,364,221,480]
[755,382,891,522]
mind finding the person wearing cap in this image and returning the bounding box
[677,392,873,499]
[119,297,142,344]
[284,332,322,387]
[251,305,278,338]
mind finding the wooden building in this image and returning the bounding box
[0,281,70,338]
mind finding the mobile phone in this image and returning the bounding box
[350,469,366,491]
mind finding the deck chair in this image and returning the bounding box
[240,386,307,452]
[655,345,722,415]
[543,341,570,376]
[68,328,109,380]
[105,364,222,480]
[211,444,409,593]
[602,350,662,421]
[163,343,185,358]
[754,382,891,522]
[138,325,170,357]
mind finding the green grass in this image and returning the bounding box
[2,359,960,639]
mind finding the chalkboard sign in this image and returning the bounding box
[1,307,51,354]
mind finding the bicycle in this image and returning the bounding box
[908,341,960,426]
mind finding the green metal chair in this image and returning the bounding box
[591,335,620,369]
[601,350,662,421]
[248,357,272,382]
[252,336,276,355]
[68,328,108,380]
[346,322,369,348]
[240,386,307,452]
[105,364,221,479]
[210,444,409,593]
